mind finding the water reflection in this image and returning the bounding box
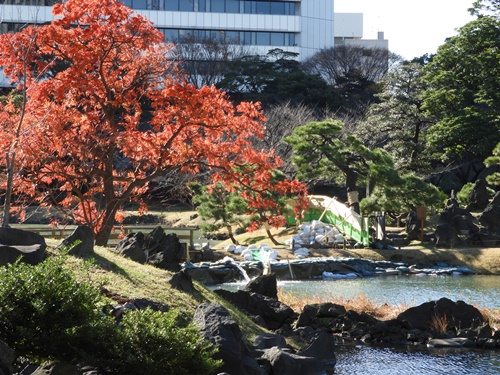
[210,275,500,374]
[272,275,500,309]
[210,275,500,308]
[335,344,500,375]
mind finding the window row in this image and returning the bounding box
[120,0,297,15]
[159,28,296,47]
[0,0,56,5]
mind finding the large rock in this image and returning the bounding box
[295,303,346,328]
[57,225,94,256]
[194,302,258,375]
[298,333,337,367]
[397,298,485,331]
[450,214,479,235]
[479,191,500,234]
[0,227,46,266]
[116,232,146,264]
[214,289,296,330]
[244,273,278,299]
[31,361,79,375]
[433,223,460,248]
[0,244,45,266]
[144,227,185,271]
[0,340,14,375]
[467,179,490,211]
[260,346,325,375]
[0,226,46,248]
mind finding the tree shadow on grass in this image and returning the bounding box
[84,251,133,282]
[243,235,267,245]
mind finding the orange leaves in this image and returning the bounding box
[0,0,306,243]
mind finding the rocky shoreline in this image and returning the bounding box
[183,256,476,285]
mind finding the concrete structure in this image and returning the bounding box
[0,0,387,85]
[334,13,389,51]
[0,0,336,60]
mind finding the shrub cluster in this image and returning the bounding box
[0,256,220,374]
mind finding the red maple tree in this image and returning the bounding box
[0,0,308,245]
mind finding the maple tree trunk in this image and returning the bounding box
[2,153,14,227]
[94,200,122,246]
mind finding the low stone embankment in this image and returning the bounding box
[183,256,475,284]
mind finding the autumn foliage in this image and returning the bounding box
[0,0,308,245]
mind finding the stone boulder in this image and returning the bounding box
[479,191,500,234]
[0,244,45,266]
[253,333,288,350]
[116,232,146,264]
[0,227,46,266]
[433,223,460,248]
[450,214,479,235]
[0,340,14,375]
[467,179,490,211]
[214,289,296,330]
[397,298,485,331]
[57,225,94,256]
[244,273,278,299]
[144,227,185,272]
[405,210,420,240]
[295,302,346,328]
[298,333,337,368]
[260,346,325,375]
[31,361,79,375]
[194,302,259,375]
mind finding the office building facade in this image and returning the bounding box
[0,0,335,60]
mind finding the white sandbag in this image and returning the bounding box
[242,252,253,261]
[294,247,309,258]
[267,249,279,261]
[311,220,326,230]
[225,244,236,252]
[315,234,326,243]
[259,244,273,251]
[234,245,245,254]
[240,248,252,257]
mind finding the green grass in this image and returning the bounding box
[46,239,268,346]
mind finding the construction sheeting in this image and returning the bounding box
[288,195,371,247]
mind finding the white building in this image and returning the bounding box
[334,12,389,51]
[0,0,334,59]
[0,0,387,85]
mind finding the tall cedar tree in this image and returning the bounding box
[0,0,308,245]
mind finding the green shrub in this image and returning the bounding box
[0,255,221,374]
[457,183,474,205]
[0,256,105,361]
[112,308,221,375]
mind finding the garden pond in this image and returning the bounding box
[210,274,500,374]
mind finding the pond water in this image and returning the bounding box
[210,274,500,375]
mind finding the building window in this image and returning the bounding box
[211,0,225,12]
[270,32,284,46]
[179,0,194,11]
[225,0,239,13]
[196,0,207,11]
[255,1,270,14]
[158,28,296,47]
[255,32,270,45]
[165,0,178,10]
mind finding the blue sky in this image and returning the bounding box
[335,0,476,60]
